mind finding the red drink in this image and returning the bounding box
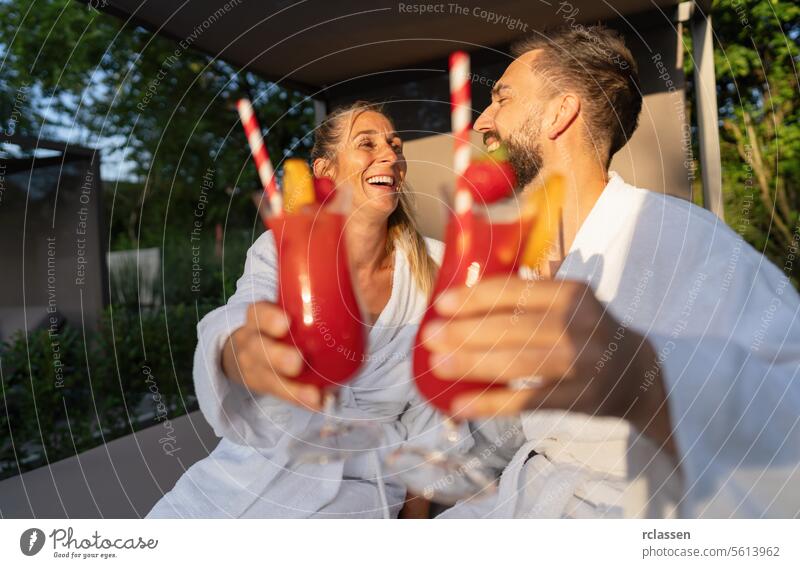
[413,210,533,413]
[267,207,365,391]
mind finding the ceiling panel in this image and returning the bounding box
[96,0,681,92]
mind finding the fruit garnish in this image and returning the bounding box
[458,158,517,205]
[520,173,565,270]
[282,158,316,213]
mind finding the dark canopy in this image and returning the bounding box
[91,0,688,94]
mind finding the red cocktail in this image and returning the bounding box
[387,171,563,503]
[384,159,529,503]
[269,203,383,463]
[236,101,380,463]
[267,206,365,390]
[413,210,533,413]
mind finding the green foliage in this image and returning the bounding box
[0,300,220,480]
[0,325,95,477]
[0,0,315,249]
[0,0,286,477]
[0,0,286,479]
[160,229,253,306]
[688,0,800,283]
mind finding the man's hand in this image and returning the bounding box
[421,277,675,452]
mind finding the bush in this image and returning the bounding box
[160,229,252,306]
[0,301,218,480]
[0,325,95,477]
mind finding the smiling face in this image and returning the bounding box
[316,110,407,221]
[474,51,550,188]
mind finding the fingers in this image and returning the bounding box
[451,380,581,419]
[229,327,321,411]
[434,277,589,318]
[421,312,566,351]
[246,301,291,338]
[450,360,625,419]
[433,276,530,317]
[451,388,540,418]
[260,374,321,410]
[429,344,574,382]
[242,330,304,377]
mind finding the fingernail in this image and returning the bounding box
[422,320,443,344]
[282,351,302,375]
[435,291,458,314]
[299,387,320,408]
[431,352,455,378]
[272,313,289,335]
[451,397,475,418]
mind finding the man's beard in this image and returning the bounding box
[503,114,544,190]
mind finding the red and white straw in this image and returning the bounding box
[237,98,283,215]
[449,51,472,215]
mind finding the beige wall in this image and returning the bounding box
[609,89,692,201]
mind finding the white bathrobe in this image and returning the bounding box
[443,172,800,519]
[148,233,458,518]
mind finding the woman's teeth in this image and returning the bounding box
[487,140,501,153]
[366,175,395,187]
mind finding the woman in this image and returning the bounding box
[148,102,463,518]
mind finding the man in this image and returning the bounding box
[426,26,800,518]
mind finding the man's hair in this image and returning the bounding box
[511,25,642,164]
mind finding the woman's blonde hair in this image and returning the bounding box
[310,101,437,295]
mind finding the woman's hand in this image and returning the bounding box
[221,301,322,410]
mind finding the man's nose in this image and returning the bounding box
[473,106,494,134]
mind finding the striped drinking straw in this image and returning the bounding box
[449,51,473,215]
[237,98,283,215]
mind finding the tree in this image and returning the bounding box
[695,0,800,285]
[0,0,315,249]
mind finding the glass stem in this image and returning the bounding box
[320,391,339,437]
[442,416,460,445]
[322,391,337,416]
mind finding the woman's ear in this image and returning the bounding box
[313,158,334,179]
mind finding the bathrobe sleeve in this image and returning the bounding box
[573,179,800,518]
[655,333,800,517]
[646,233,800,517]
[193,230,312,448]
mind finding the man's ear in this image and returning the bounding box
[313,158,334,179]
[546,94,580,140]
